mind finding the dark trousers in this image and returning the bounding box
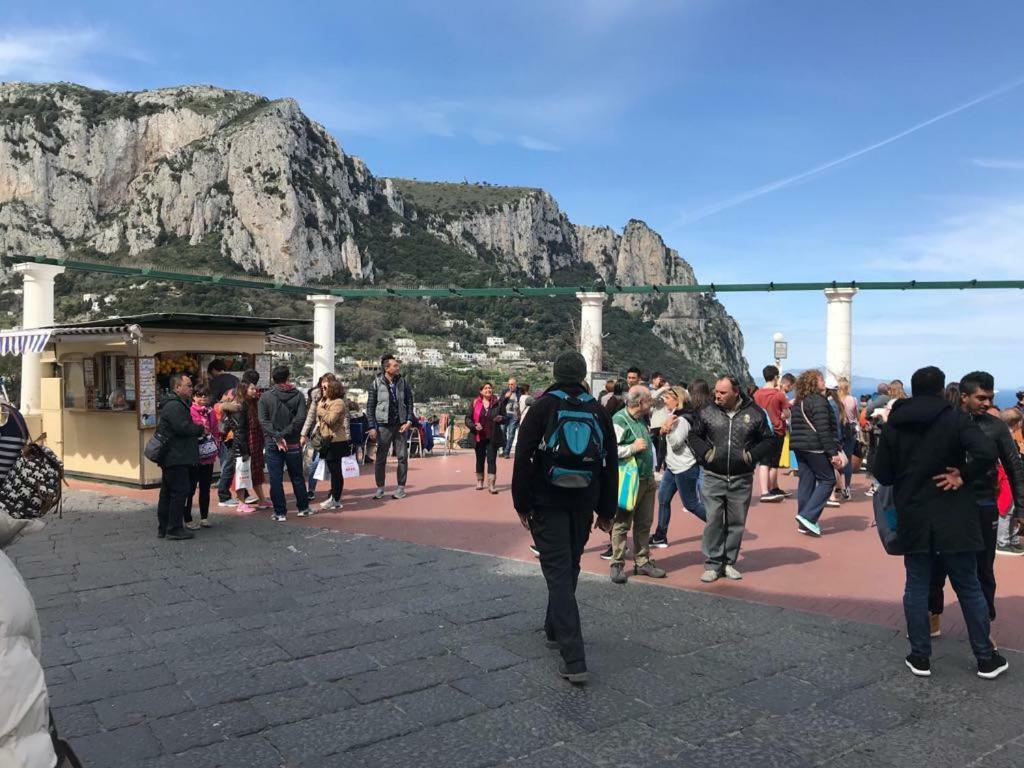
[794,451,836,525]
[474,436,500,475]
[324,440,352,502]
[216,442,235,502]
[905,551,993,660]
[375,425,409,488]
[185,463,214,521]
[929,503,999,620]
[530,502,593,674]
[651,429,667,472]
[265,444,310,517]
[157,465,191,535]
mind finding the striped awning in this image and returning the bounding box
[0,325,140,355]
[0,329,51,355]
[265,332,317,351]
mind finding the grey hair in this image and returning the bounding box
[624,385,652,408]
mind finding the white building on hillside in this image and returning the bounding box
[486,336,506,348]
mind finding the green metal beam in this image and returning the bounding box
[5,254,1024,297]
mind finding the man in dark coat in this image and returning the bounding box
[157,374,205,540]
[873,366,1006,679]
[512,351,616,685]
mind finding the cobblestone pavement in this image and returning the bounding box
[11,490,1024,768]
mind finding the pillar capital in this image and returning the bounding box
[823,287,858,303]
[575,291,607,307]
[306,294,344,306]
[11,262,66,283]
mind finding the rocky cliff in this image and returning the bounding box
[0,82,749,378]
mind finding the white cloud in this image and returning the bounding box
[0,28,117,88]
[972,157,1024,170]
[517,135,561,152]
[878,201,1024,277]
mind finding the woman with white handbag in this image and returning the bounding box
[790,369,845,537]
[315,379,352,510]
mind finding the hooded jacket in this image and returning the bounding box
[688,392,775,478]
[157,393,204,467]
[258,385,307,446]
[872,395,997,554]
[0,515,55,768]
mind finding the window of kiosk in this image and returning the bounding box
[61,355,137,411]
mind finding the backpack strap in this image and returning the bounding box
[548,390,595,404]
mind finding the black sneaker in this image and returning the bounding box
[996,543,1024,557]
[978,652,1010,679]
[774,487,793,498]
[165,529,194,541]
[905,654,931,677]
[600,545,614,560]
[759,491,785,503]
[649,536,669,549]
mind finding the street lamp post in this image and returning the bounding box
[773,332,787,372]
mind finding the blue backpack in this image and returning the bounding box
[539,390,606,488]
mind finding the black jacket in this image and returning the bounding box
[873,396,997,554]
[967,412,1024,509]
[688,393,775,478]
[512,383,617,520]
[258,385,307,446]
[158,393,204,467]
[789,393,840,457]
[219,400,249,460]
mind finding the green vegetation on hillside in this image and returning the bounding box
[390,179,538,214]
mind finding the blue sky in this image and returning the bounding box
[4,1,1024,385]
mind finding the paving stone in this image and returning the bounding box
[567,718,688,765]
[50,703,102,739]
[636,695,768,745]
[266,701,419,762]
[358,631,451,667]
[149,701,269,752]
[50,664,176,707]
[604,666,695,707]
[725,673,828,715]
[513,745,599,768]
[182,662,308,707]
[339,654,480,703]
[295,646,380,683]
[71,723,163,767]
[391,684,487,726]
[455,642,524,671]
[821,684,920,732]
[745,708,879,764]
[249,681,358,727]
[137,735,284,768]
[452,667,548,708]
[675,734,813,768]
[94,683,194,729]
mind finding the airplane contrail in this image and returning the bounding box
[679,73,1024,226]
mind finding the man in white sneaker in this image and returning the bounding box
[366,354,416,500]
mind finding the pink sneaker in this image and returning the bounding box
[237,503,256,513]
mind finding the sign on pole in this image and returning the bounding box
[774,341,788,361]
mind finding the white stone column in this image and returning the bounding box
[306,295,343,382]
[576,292,606,385]
[14,263,65,413]
[824,287,857,382]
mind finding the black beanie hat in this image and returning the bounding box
[553,351,588,384]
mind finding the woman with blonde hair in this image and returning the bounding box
[835,377,859,500]
[789,370,842,536]
[650,386,705,548]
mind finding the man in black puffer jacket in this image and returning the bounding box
[928,371,1024,633]
[688,375,775,583]
[872,366,1004,679]
[157,374,205,540]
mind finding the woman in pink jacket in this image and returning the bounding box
[465,382,505,494]
[185,384,218,529]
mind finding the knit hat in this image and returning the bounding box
[553,351,588,384]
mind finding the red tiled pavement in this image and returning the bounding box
[71,450,1024,650]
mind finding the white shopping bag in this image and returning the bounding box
[341,455,360,479]
[313,458,328,481]
[233,457,252,491]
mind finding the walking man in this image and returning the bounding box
[689,375,775,582]
[873,366,1007,679]
[610,386,666,583]
[754,365,791,502]
[258,366,311,521]
[157,374,205,540]
[512,351,616,684]
[927,371,1024,636]
[367,354,415,500]
[501,377,520,458]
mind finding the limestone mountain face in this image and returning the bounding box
[0,82,749,377]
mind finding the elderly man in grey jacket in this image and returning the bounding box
[366,354,416,500]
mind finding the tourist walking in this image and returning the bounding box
[928,371,1024,635]
[467,382,505,493]
[754,365,791,503]
[156,374,205,540]
[258,366,311,521]
[315,378,351,510]
[512,351,616,684]
[185,384,217,529]
[789,369,842,536]
[610,386,666,583]
[301,373,336,501]
[367,354,415,500]
[872,366,1007,679]
[689,375,775,582]
[501,377,519,458]
[650,386,706,548]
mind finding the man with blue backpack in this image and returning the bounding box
[512,351,617,685]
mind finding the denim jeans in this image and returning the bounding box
[794,450,835,525]
[654,464,706,540]
[265,444,310,517]
[904,551,993,660]
[503,417,518,456]
[216,442,234,503]
[841,428,857,487]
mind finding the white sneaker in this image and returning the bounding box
[245,496,259,504]
[700,569,720,583]
[272,514,286,522]
[318,499,342,511]
[296,508,315,517]
[217,499,239,508]
[724,565,743,580]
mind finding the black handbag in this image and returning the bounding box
[143,429,170,465]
